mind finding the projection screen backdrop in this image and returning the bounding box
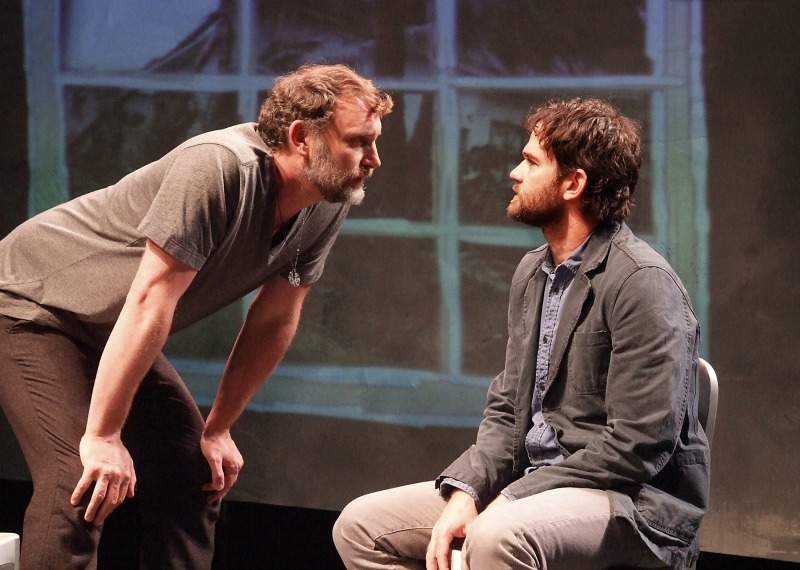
[19,0,708,508]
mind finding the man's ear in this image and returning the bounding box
[561,168,588,203]
[287,120,310,157]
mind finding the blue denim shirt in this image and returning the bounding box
[525,243,587,469]
[444,240,588,503]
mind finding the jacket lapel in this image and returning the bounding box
[517,263,546,408]
[544,222,618,391]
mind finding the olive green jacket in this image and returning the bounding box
[438,222,710,569]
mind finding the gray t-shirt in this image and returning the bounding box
[0,123,349,349]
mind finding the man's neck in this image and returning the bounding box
[543,213,598,266]
[272,152,324,224]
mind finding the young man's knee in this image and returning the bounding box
[333,494,372,546]
[466,514,505,546]
[465,507,531,565]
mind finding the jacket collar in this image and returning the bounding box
[578,221,621,277]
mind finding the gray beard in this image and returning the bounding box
[304,142,369,205]
[317,180,366,205]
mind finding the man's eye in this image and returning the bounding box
[351,137,374,148]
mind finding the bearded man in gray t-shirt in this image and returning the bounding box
[0,63,392,569]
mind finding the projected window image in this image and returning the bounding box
[64,88,240,198]
[25,0,708,427]
[457,0,651,77]
[250,1,434,78]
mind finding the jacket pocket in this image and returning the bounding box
[568,330,611,395]
[634,482,703,547]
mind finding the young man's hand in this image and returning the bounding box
[426,489,478,570]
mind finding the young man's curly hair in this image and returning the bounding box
[527,98,642,223]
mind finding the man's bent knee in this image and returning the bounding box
[464,506,541,570]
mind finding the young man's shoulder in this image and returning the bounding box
[609,223,674,272]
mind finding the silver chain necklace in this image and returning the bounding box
[287,211,307,287]
[276,195,308,288]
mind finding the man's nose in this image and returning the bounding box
[363,143,381,169]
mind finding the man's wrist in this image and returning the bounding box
[500,488,517,501]
[201,422,231,439]
[440,477,481,507]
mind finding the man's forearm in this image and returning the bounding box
[204,319,298,435]
[204,276,308,435]
[85,297,174,438]
[85,239,196,439]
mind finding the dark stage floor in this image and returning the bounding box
[1,479,797,569]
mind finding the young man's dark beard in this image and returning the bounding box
[305,138,371,205]
[507,179,564,228]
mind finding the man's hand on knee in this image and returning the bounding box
[426,489,477,570]
[200,429,244,505]
[71,433,137,525]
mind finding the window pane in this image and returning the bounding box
[353,92,435,221]
[286,235,441,370]
[458,91,536,227]
[460,243,529,375]
[60,0,238,73]
[166,304,243,361]
[457,0,650,76]
[250,0,435,77]
[64,88,240,197]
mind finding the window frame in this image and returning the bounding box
[24,0,709,426]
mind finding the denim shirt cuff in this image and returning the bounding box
[500,488,517,501]
[439,477,480,505]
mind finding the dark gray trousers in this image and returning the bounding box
[0,315,219,569]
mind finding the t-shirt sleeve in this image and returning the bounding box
[138,143,240,270]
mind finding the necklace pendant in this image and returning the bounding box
[288,268,301,287]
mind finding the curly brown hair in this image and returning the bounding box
[526,98,641,223]
[257,63,393,151]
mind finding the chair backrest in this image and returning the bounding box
[697,358,719,446]
[0,533,20,570]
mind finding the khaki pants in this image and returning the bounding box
[0,315,219,569]
[333,481,667,570]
